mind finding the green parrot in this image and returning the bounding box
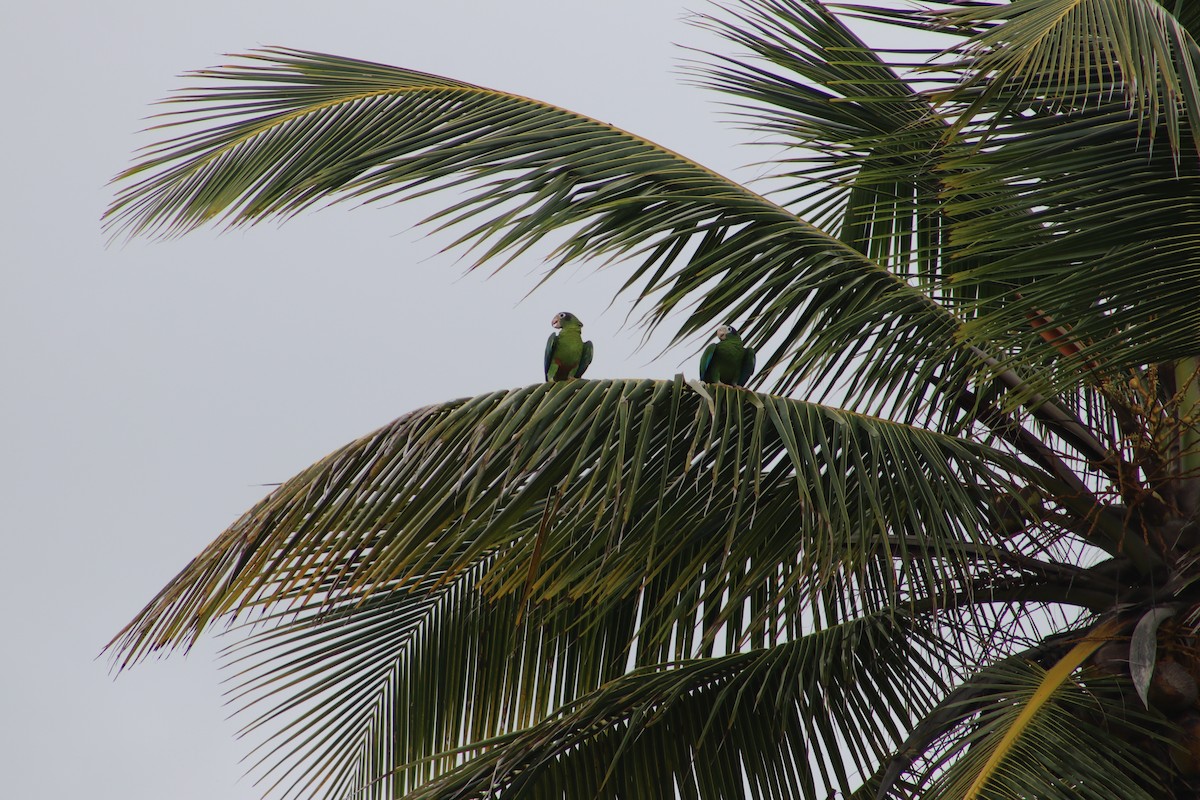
[699,324,755,386]
[544,311,594,381]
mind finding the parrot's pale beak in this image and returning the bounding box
[551,315,562,329]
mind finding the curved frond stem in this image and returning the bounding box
[961,617,1122,799]
[871,629,1079,800]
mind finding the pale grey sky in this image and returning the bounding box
[5,2,754,798]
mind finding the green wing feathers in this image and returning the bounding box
[739,347,756,387]
[544,333,559,381]
[699,343,718,382]
[578,340,594,379]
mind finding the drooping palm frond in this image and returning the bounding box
[704,1,1200,402]
[103,378,1112,800]
[110,378,1063,669]
[696,0,953,281]
[689,0,1197,502]
[102,28,1152,493]
[102,44,992,423]
[903,648,1173,800]
[220,558,624,800]
[941,98,1200,393]
[221,533,1118,800]
[931,0,1200,155]
[902,0,1200,398]
[217,529,1117,800]
[681,3,1153,518]
[396,610,948,800]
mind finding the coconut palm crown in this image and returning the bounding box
[105,1,1200,798]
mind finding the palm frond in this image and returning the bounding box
[404,611,948,800]
[103,45,988,421]
[109,379,1052,670]
[941,99,1200,385]
[103,379,1127,800]
[220,551,1116,800]
[219,557,638,800]
[706,1,1200,397]
[697,0,952,281]
[885,622,1173,800]
[926,0,1200,156]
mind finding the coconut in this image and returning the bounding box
[1089,639,1131,677]
[1151,659,1200,712]
[1170,713,1200,777]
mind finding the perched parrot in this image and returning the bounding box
[699,324,755,386]
[544,311,594,381]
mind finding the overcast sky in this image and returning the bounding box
[4,2,766,798]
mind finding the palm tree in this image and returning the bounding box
[104,1,1200,797]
